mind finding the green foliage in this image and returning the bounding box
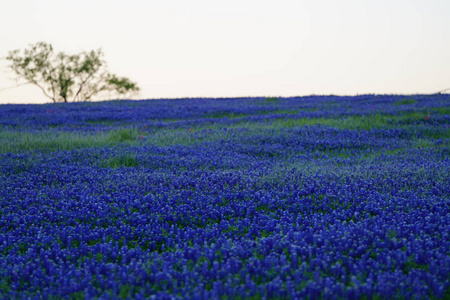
[277,117,327,128]
[413,139,434,149]
[432,107,450,114]
[5,42,139,102]
[119,285,133,299]
[0,130,103,153]
[395,98,417,105]
[107,128,140,143]
[404,255,430,272]
[205,111,248,119]
[387,229,397,239]
[264,97,280,104]
[0,277,11,294]
[0,128,142,154]
[68,291,85,300]
[101,154,139,168]
[274,111,431,130]
[1,105,447,154]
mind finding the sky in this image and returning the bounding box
[0,0,449,104]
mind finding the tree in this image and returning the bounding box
[5,42,140,103]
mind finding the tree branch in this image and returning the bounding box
[12,67,56,102]
[31,79,57,102]
[83,84,108,101]
[0,82,30,93]
[434,87,450,94]
[72,71,97,101]
[5,42,139,103]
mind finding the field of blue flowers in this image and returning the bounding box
[0,95,449,299]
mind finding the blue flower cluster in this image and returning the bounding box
[1,94,449,132]
[0,95,449,299]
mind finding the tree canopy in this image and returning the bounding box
[5,42,140,103]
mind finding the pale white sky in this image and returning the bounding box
[0,0,449,104]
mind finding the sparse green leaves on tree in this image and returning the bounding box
[5,42,140,103]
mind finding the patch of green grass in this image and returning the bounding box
[107,128,140,143]
[144,128,202,146]
[0,128,141,154]
[336,112,429,129]
[324,100,339,106]
[0,131,109,154]
[101,154,139,168]
[333,148,404,162]
[387,229,397,239]
[417,126,450,139]
[373,149,402,158]
[204,111,248,119]
[413,139,434,149]
[260,230,271,238]
[68,291,85,300]
[431,107,450,115]
[264,97,280,104]
[395,111,431,125]
[273,111,432,130]
[271,109,300,115]
[336,114,392,130]
[84,119,118,125]
[119,284,133,299]
[274,114,386,130]
[276,117,328,128]
[0,277,11,294]
[395,98,417,105]
[164,109,299,122]
[1,107,445,154]
[404,255,430,272]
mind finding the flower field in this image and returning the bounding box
[0,95,449,299]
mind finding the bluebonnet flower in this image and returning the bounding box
[0,95,449,298]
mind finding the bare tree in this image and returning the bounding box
[5,42,140,103]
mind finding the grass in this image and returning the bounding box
[0,128,140,154]
[100,154,139,168]
[0,108,447,154]
[161,109,299,122]
[203,111,249,119]
[432,107,450,114]
[274,111,433,130]
[107,128,141,143]
[263,97,280,104]
[395,98,417,105]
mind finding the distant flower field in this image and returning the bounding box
[0,95,449,299]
